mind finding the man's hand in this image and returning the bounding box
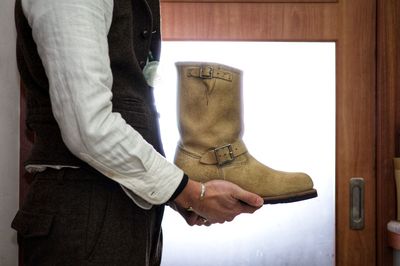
[172,179,263,226]
[168,201,211,226]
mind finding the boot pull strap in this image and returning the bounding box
[187,65,233,82]
[200,140,247,166]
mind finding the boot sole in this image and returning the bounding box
[263,189,318,204]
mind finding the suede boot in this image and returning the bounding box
[174,62,317,204]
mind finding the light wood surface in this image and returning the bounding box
[335,0,376,264]
[161,3,338,40]
[376,0,400,265]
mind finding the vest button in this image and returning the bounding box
[139,60,146,67]
[141,30,150,39]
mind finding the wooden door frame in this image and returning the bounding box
[159,0,377,265]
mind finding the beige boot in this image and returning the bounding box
[174,62,317,204]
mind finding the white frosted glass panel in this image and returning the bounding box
[155,41,335,266]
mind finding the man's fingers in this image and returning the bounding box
[234,187,264,208]
[186,212,201,226]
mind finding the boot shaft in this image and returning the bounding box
[176,62,243,154]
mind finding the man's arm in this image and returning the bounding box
[21,0,183,207]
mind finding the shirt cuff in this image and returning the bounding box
[168,173,189,202]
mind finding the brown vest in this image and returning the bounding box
[15,0,164,167]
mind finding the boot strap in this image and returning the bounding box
[187,65,233,81]
[199,140,247,166]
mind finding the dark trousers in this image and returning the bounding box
[12,167,165,266]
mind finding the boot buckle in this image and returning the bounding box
[214,144,235,166]
[199,66,214,79]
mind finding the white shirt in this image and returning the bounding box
[21,0,184,209]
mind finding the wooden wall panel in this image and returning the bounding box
[376,0,400,265]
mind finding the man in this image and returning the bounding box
[11,0,263,265]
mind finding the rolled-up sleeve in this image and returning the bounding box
[21,0,183,208]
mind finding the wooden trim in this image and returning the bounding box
[335,0,376,264]
[161,3,338,41]
[376,0,400,265]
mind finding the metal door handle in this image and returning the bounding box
[350,177,364,230]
